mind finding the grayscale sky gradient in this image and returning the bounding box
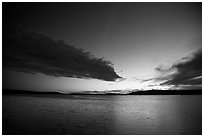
[3,2,202,92]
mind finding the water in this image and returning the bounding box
[3,95,202,135]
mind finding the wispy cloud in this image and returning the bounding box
[3,18,122,81]
[155,48,202,89]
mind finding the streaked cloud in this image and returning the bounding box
[155,48,202,89]
[3,19,122,81]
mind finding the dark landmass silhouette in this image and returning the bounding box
[128,89,202,95]
[2,89,63,95]
[3,89,202,95]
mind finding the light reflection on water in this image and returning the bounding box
[112,95,202,134]
[3,95,202,135]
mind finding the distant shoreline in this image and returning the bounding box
[2,89,202,95]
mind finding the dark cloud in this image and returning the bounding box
[140,78,154,83]
[3,18,122,81]
[156,48,202,89]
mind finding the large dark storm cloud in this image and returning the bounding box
[156,48,202,89]
[3,19,122,81]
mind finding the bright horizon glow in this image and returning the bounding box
[3,69,173,92]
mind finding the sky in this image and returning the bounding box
[3,2,202,93]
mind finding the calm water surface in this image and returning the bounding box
[3,95,202,135]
